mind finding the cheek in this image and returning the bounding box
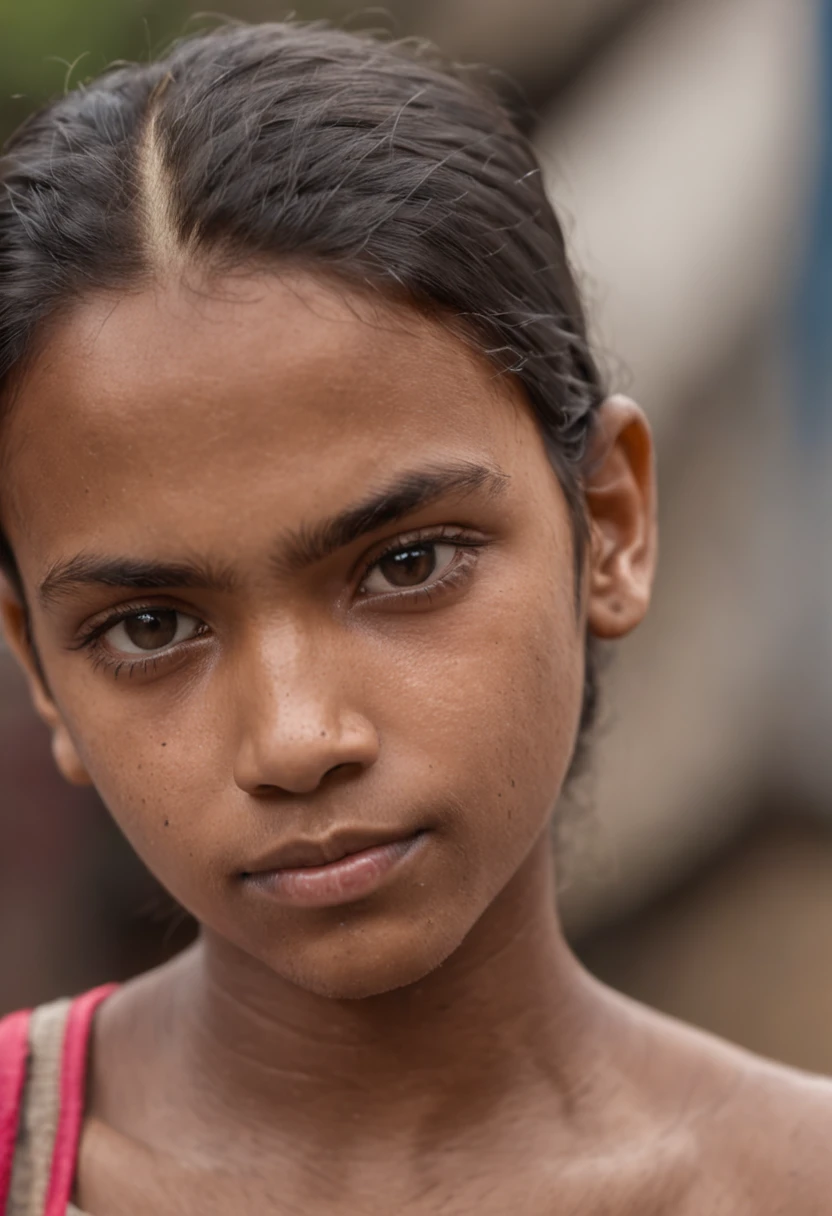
[53,685,229,897]
[377,565,585,875]
[456,617,581,832]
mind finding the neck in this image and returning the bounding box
[97,836,615,1170]
[154,837,607,1150]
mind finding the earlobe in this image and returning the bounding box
[0,581,93,786]
[583,395,658,640]
[51,723,93,786]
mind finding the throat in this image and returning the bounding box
[87,841,602,1166]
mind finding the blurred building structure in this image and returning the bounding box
[537,0,819,928]
[2,0,831,1072]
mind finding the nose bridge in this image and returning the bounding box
[241,616,325,719]
[232,615,378,795]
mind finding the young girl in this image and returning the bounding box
[0,21,830,1216]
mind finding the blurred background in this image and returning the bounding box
[2,0,831,1070]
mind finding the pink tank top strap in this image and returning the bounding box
[0,984,116,1216]
[42,984,117,1216]
[0,1007,32,1212]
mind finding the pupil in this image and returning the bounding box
[124,610,178,650]
[381,545,436,588]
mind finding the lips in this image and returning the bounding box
[241,827,423,876]
[240,828,428,909]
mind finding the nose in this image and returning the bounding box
[231,630,380,796]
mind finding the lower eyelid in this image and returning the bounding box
[93,641,199,680]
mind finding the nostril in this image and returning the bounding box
[324,761,352,780]
[322,760,370,788]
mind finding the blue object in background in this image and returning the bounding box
[796,0,832,440]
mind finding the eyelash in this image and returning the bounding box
[356,527,486,604]
[73,526,487,679]
[74,609,210,681]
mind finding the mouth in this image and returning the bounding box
[239,828,428,909]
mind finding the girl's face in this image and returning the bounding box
[0,272,654,998]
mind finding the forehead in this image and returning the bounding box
[3,271,543,578]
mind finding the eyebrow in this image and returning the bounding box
[37,461,508,607]
[276,461,509,574]
[38,555,239,607]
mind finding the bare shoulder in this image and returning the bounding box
[712,1050,832,1211]
[631,996,832,1214]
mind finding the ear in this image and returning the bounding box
[583,395,657,640]
[0,581,93,786]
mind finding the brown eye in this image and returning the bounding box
[125,610,178,650]
[362,542,457,595]
[379,545,437,587]
[104,610,202,656]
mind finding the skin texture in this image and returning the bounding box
[2,271,832,1215]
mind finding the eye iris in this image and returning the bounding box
[380,545,437,588]
[124,610,178,651]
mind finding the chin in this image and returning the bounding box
[264,918,466,1001]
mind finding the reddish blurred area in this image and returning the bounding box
[0,654,193,1012]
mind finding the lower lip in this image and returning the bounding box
[244,832,426,909]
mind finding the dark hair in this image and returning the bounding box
[0,21,602,738]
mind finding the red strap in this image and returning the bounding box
[44,984,118,1216]
[0,1007,32,1213]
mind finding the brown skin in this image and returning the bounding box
[2,270,831,1215]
